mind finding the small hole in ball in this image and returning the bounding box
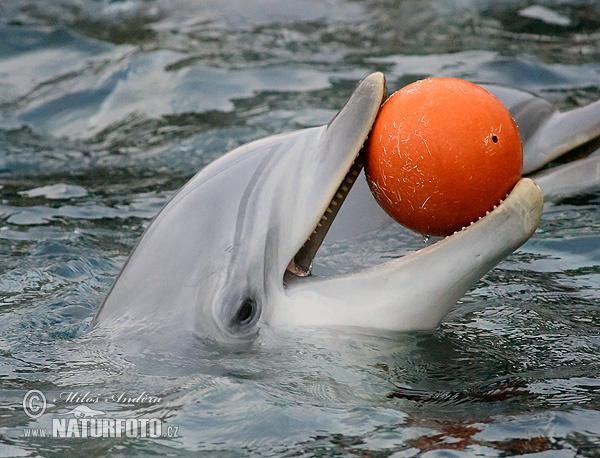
[491,135,498,143]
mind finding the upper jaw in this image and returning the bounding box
[286,72,387,277]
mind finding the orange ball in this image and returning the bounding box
[365,77,522,236]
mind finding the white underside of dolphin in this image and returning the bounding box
[92,72,600,344]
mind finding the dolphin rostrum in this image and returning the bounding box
[93,72,565,344]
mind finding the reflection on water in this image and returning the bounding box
[1,0,599,456]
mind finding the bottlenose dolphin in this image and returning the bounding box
[92,72,599,344]
[484,84,600,198]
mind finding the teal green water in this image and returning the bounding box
[1,1,599,456]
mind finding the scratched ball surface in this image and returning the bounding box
[365,77,522,236]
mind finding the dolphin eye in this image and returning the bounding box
[234,298,256,325]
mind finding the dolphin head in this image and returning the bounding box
[92,73,543,345]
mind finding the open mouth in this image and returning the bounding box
[283,71,542,298]
[287,150,529,280]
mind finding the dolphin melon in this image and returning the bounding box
[365,77,523,237]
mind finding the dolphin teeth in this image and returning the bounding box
[291,155,365,276]
[443,190,514,238]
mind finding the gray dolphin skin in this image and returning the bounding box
[484,85,600,199]
[92,72,598,344]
